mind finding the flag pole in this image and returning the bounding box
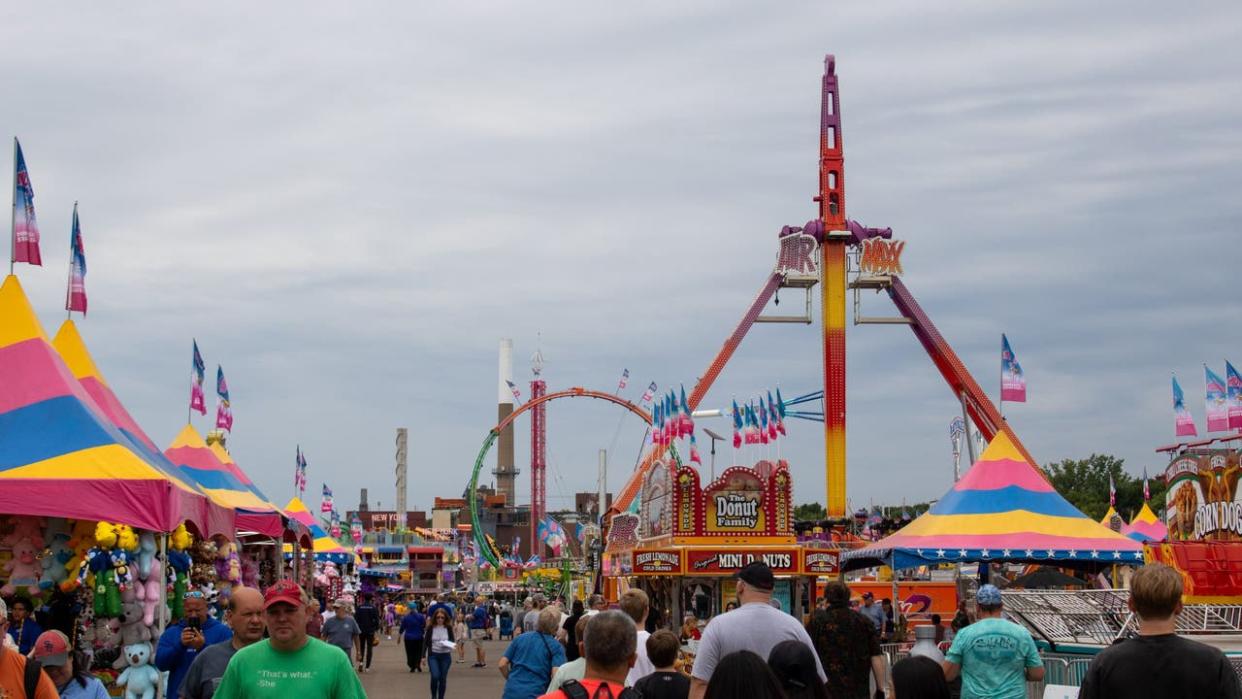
[10,138,17,276]
[65,202,76,320]
[999,334,1005,420]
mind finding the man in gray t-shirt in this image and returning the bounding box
[181,587,267,699]
[321,600,361,660]
[690,563,826,699]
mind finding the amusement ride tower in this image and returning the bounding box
[530,349,547,556]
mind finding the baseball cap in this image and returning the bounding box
[31,630,70,667]
[976,584,1003,606]
[734,561,775,591]
[263,580,305,610]
[861,591,874,599]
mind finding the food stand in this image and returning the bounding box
[607,458,837,623]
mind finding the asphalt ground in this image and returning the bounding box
[359,633,512,698]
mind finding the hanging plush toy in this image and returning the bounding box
[94,522,120,549]
[136,532,157,580]
[1,535,45,596]
[115,524,139,552]
[166,549,190,621]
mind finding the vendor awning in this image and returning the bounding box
[0,276,227,533]
[164,425,285,537]
[842,433,1144,571]
[281,497,357,563]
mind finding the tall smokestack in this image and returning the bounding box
[495,339,517,504]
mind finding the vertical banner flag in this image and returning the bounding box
[189,340,207,416]
[732,399,743,449]
[1205,365,1230,432]
[11,138,41,266]
[1109,473,1116,507]
[505,379,522,403]
[295,446,308,495]
[1143,467,1150,502]
[1173,375,1198,437]
[769,391,786,436]
[64,204,87,314]
[1228,361,1242,431]
[321,484,333,513]
[1000,334,1026,402]
[215,365,233,431]
[679,385,694,437]
[759,400,770,444]
[330,509,341,539]
[640,381,657,405]
[350,514,363,544]
[689,431,702,464]
[616,368,629,393]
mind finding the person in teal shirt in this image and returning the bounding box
[942,585,1044,699]
[213,581,364,699]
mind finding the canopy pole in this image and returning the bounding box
[158,533,169,635]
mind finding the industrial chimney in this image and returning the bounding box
[495,339,518,504]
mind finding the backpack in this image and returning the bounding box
[558,679,641,699]
[23,656,43,699]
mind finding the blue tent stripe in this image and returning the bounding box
[0,395,117,469]
[930,486,1084,518]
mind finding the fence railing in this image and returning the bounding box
[880,643,1242,697]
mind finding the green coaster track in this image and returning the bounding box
[468,387,652,567]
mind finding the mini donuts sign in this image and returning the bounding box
[686,548,800,574]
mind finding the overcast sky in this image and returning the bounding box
[4,2,1240,517]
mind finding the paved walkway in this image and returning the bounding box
[360,635,513,698]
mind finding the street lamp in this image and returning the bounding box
[702,428,725,481]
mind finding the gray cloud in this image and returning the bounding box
[3,1,1240,517]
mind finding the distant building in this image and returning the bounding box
[575,491,612,519]
[346,509,428,531]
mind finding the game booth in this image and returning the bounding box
[605,457,843,624]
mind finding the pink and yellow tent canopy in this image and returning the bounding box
[282,497,355,564]
[0,275,228,534]
[164,425,286,538]
[842,432,1145,571]
[1123,503,1167,542]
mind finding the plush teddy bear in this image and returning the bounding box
[3,516,46,548]
[2,536,45,596]
[39,523,75,591]
[116,641,160,699]
[117,594,152,647]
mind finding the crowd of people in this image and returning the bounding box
[2,560,1239,698]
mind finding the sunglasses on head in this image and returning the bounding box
[184,591,205,600]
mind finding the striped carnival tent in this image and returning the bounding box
[0,275,228,534]
[842,432,1145,571]
[1122,502,1167,542]
[282,497,355,564]
[165,425,287,538]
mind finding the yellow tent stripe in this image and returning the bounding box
[0,276,49,348]
[0,444,194,488]
[50,319,105,385]
[978,431,1028,464]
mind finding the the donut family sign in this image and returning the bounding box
[670,461,794,539]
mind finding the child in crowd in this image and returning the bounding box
[453,611,469,663]
[633,630,690,699]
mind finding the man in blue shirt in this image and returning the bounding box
[5,597,42,655]
[156,591,232,699]
[500,607,566,699]
[857,592,884,634]
[943,585,1043,699]
[469,596,490,668]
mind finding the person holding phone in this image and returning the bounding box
[156,590,233,699]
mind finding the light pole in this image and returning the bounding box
[703,428,724,482]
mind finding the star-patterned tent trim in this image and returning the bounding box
[842,432,1145,571]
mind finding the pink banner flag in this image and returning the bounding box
[215,365,233,431]
[1001,334,1026,402]
[64,204,87,314]
[1173,375,1198,437]
[11,139,41,266]
[1227,361,1242,431]
[1206,365,1230,433]
[190,340,207,416]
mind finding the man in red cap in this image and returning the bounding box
[0,599,57,699]
[213,581,365,699]
[30,630,108,699]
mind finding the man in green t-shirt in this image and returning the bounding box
[214,581,365,699]
[942,585,1043,699]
